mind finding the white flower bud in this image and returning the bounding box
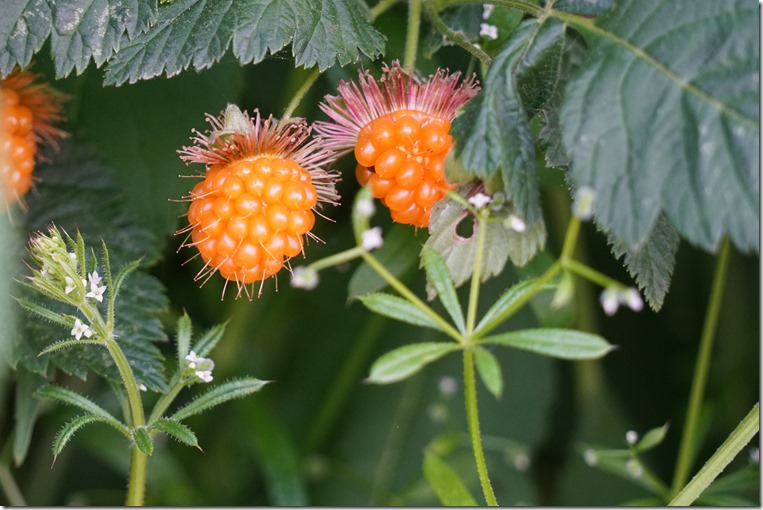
[361,227,383,251]
[572,186,596,220]
[291,266,319,290]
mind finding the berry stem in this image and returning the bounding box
[370,0,400,19]
[670,237,731,496]
[463,347,498,506]
[423,1,492,67]
[282,69,320,118]
[404,0,422,70]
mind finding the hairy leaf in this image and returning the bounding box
[423,449,478,506]
[175,313,193,366]
[359,293,444,333]
[425,196,546,294]
[53,414,124,461]
[150,418,199,448]
[191,322,227,358]
[133,426,154,455]
[606,214,680,311]
[421,248,465,334]
[171,378,269,421]
[104,0,385,85]
[36,385,126,435]
[474,346,503,399]
[561,0,759,253]
[453,18,564,222]
[481,328,613,359]
[366,343,461,384]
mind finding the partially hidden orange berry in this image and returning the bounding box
[0,71,67,207]
[178,106,339,299]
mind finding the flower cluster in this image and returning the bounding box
[600,287,644,316]
[184,351,215,383]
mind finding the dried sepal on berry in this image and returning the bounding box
[1,69,68,206]
[315,61,479,228]
[177,105,339,300]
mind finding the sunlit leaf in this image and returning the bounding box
[474,347,503,399]
[366,342,461,384]
[359,293,444,333]
[561,0,759,252]
[423,449,478,506]
[474,278,556,337]
[421,248,465,333]
[481,328,612,359]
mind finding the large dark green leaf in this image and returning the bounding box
[0,0,156,78]
[453,18,564,223]
[552,0,613,16]
[561,0,759,253]
[103,0,385,85]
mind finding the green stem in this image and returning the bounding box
[0,463,26,506]
[670,238,732,496]
[669,402,759,506]
[404,0,422,69]
[423,1,492,67]
[559,216,581,262]
[282,69,320,118]
[465,211,488,338]
[126,447,148,506]
[307,246,366,272]
[360,251,463,342]
[564,259,624,290]
[370,0,400,19]
[463,348,497,506]
[147,381,184,425]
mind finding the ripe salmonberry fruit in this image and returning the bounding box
[178,105,339,299]
[0,70,67,206]
[315,61,479,228]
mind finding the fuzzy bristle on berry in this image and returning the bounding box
[178,106,339,299]
[315,61,478,228]
[0,70,67,206]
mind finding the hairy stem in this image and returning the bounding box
[282,69,320,118]
[463,348,497,505]
[126,447,148,506]
[423,1,492,67]
[671,238,731,495]
[669,402,759,506]
[404,0,422,69]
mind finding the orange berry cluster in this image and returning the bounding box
[353,110,453,228]
[1,88,37,204]
[187,156,318,284]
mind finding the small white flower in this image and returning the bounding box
[361,227,383,251]
[572,186,596,220]
[479,23,499,40]
[482,4,494,19]
[438,376,457,397]
[621,287,644,312]
[185,350,201,365]
[356,197,376,218]
[86,281,107,302]
[600,287,619,316]
[626,430,639,445]
[507,214,526,232]
[583,449,599,467]
[625,458,643,478]
[468,192,492,209]
[64,276,77,294]
[88,271,102,286]
[291,266,319,290]
[139,384,148,392]
[513,452,531,472]
[195,370,214,383]
[71,319,93,340]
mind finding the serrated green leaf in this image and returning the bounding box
[421,248,465,334]
[453,18,564,223]
[367,343,461,384]
[561,0,759,253]
[635,423,669,453]
[150,418,199,448]
[359,293,444,333]
[104,0,384,85]
[425,195,546,295]
[191,322,227,358]
[606,215,680,312]
[35,385,126,434]
[171,378,269,421]
[516,19,565,117]
[423,449,478,506]
[133,426,154,455]
[51,0,158,76]
[348,223,423,300]
[53,414,122,461]
[423,5,481,58]
[14,298,71,329]
[481,328,612,360]
[0,0,53,76]
[175,312,193,365]
[474,347,503,399]
[474,278,556,337]
[38,338,104,356]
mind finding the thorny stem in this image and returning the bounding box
[423,1,492,67]
[670,238,732,496]
[463,348,498,506]
[404,0,423,69]
[669,402,760,506]
[282,69,320,118]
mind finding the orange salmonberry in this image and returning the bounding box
[315,61,479,228]
[0,70,67,206]
[178,106,338,299]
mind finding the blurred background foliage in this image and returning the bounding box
[0,1,759,506]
